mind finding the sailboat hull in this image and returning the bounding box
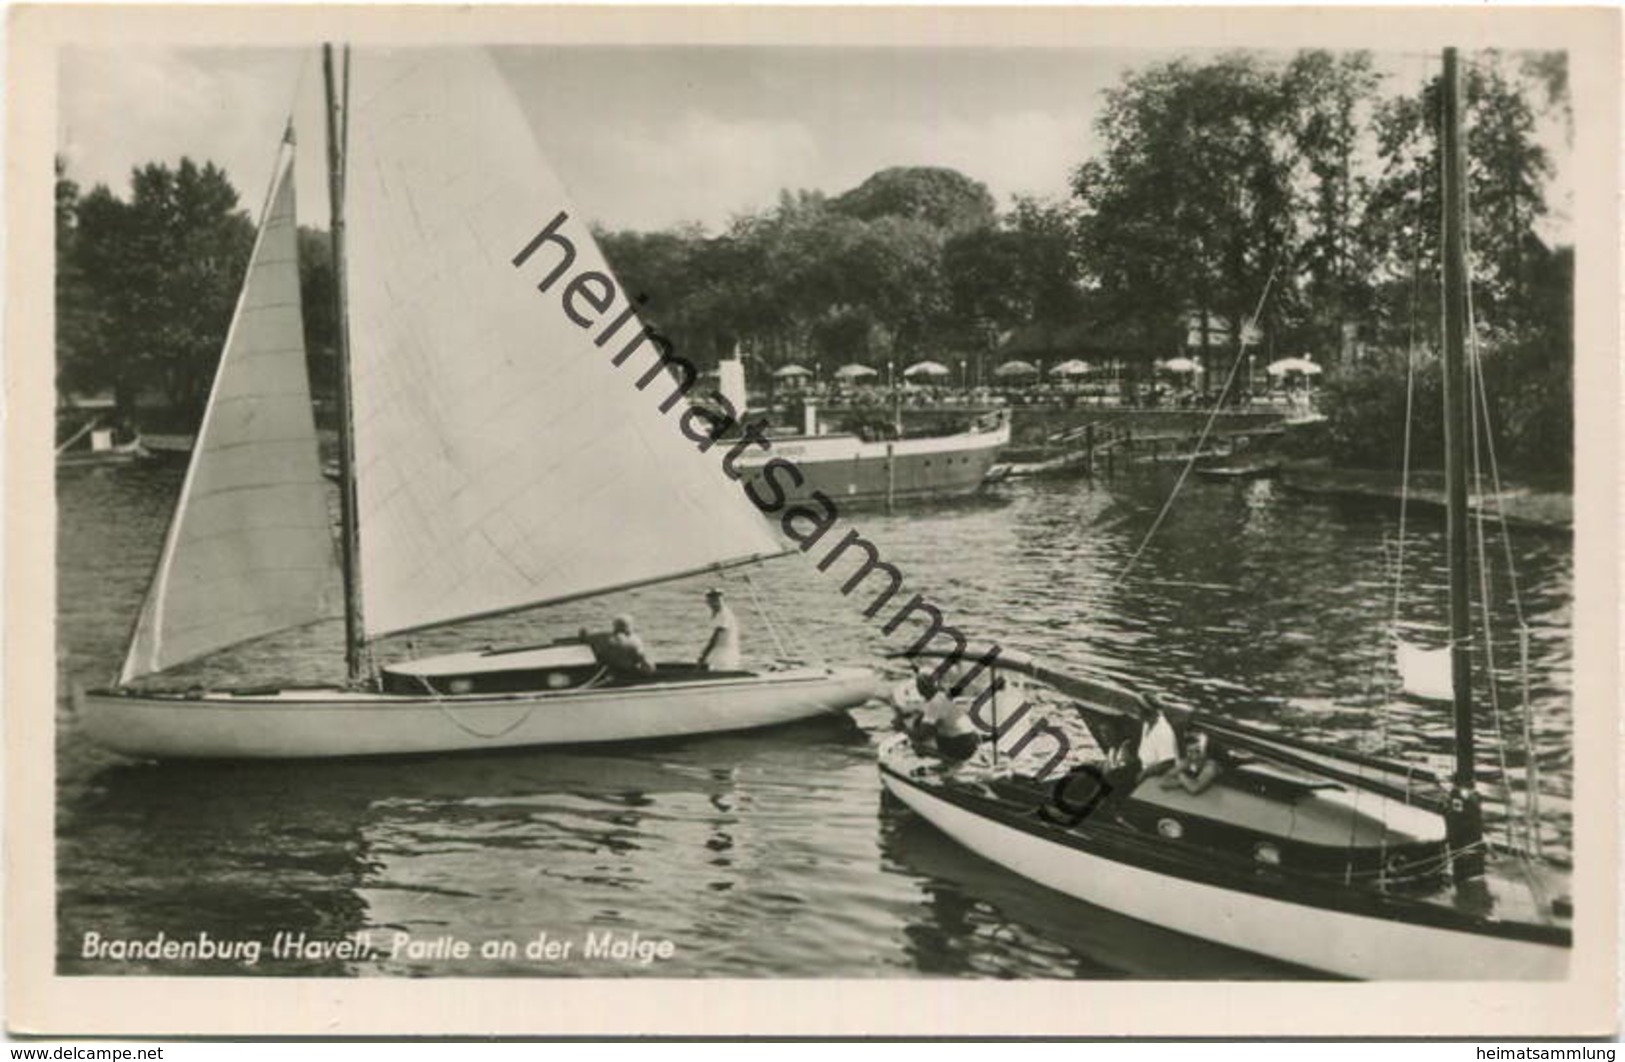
[880,753,1570,981]
[77,666,880,760]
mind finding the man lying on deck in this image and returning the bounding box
[1160,731,1222,795]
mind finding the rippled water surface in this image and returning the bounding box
[55,462,1573,978]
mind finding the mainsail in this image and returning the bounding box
[343,50,785,639]
[120,138,342,684]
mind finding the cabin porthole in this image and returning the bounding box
[545,671,570,689]
[1254,842,1282,866]
[1156,817,1183,839]
[448,678,474,694]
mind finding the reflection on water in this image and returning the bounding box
[55,463,1573,977]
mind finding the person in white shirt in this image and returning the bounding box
[697,588,742,671]
[894,673,980,764]
[1160,731,1222,795]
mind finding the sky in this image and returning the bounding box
[57,45,1572,239]
[55,44,1178,231]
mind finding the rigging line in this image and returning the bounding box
[757,561,825,666]
[285,50,314,136]
[1464,264,1546,860]
[739,568,792,661]
[1459,230,1542,858]
[1390,94,1432,651]
[1517,625,1544,857]
[1372,48,1440,865]
[1468,338,1531,627]
[1112,265,1279,588]
[411,673,541,740]
[1461,208,1522,855]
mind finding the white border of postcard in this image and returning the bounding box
[7,2,1620,1038]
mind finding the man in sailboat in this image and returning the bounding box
[1160,731,1222,795]
[895,673,980,764]
[604,615,656,678]
[697,588,742,671]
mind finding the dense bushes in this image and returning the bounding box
[1315,339,1570,482]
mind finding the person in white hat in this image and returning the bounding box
[697,587,741,671]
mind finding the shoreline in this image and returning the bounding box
[1275,459,1573,533]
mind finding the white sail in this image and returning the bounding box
[343,50,784,639]
[121,140,342,684]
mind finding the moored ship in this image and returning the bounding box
[717,358,1011,505]
[741,412,1009,505]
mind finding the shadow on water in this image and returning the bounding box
[57,713,870,978]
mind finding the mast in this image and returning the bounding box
[324,44,368,685]
[1440,47,1485,882]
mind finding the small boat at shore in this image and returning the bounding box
[79,48,879,760]
[878,51,1571,979]
[1195,458,1280,481]
[55,417,150,468]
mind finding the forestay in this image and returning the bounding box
[343,50,784,639]
[120,140,342,683]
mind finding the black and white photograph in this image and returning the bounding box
[8,3,1619,1038]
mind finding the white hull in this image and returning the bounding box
[79,666,879,760]
[881,763,1569,980]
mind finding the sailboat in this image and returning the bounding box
[877,49,1572,979]
[77,48,880,760]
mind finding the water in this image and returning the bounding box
[54,462,1573,978]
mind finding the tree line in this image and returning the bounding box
[55,156,339,428]
[55,48,1571,473]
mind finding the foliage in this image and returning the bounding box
[1315,350,1443,470]
[55,159,345,427]
[597,169,1004,373]
[1313,246,1570,479]
[297,226,338,398]
[54,52,1572,477]
[55,158,106,400]
[831,166,997,233]
[1281,51,1382,357]
[1072,54,1297,379]
[57,159,254,420]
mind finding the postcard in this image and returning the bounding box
[7,3,1619,1038]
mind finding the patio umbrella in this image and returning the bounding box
[1049,359,1090,377]
[1157,357,1200,374]
[834,363,879,379]
[994,359,1040,378]
[773,363,813,378]
[1267,356,1322,376]
[902,360,950,378]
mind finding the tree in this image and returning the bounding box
[64,158,255,422]
[1363,53,1561,344]
[831,166,997,234]
[1072,55,1298,388]
[297,226,338,402]
[1283,50,1382,361]
[55,158,107,402]
[593,168,1003,376]
[1316,52,1572,478]
[943,196,1083,355]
